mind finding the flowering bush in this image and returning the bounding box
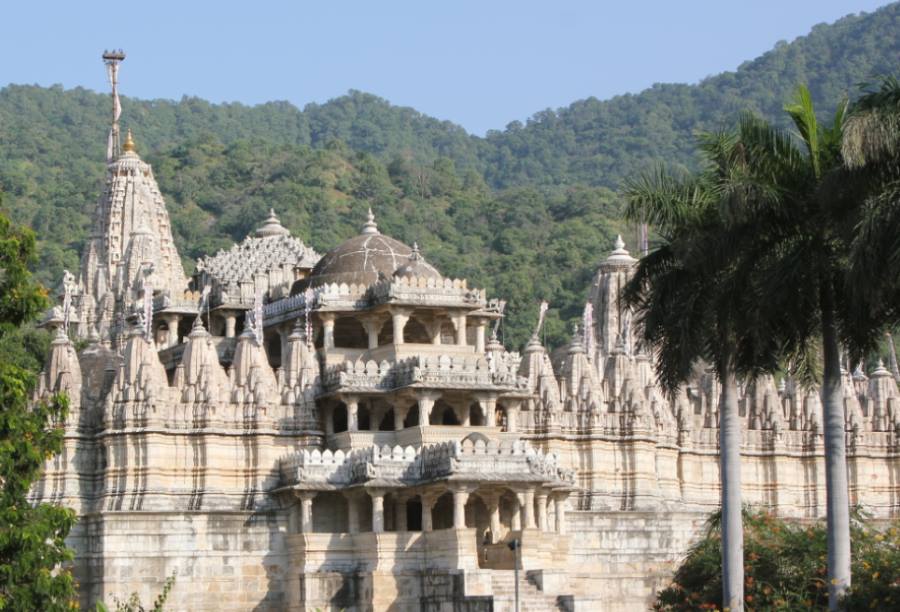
[654,509,900,611]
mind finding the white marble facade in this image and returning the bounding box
[31,128,900,611]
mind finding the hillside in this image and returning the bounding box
[0,3,898,348]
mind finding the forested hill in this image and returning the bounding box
[0,3,898,348]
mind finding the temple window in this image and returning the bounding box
[405,497,423,531]
[311,492,349,533]
[439,321,456,344]
[358,403,371,431]
[265,334,282,368]
[333,403,348,433]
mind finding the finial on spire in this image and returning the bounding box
[255,208,289,237]
[410,242,421,260]
[605,234,636,265]
[361,208,379,235]
[123,129,136,153]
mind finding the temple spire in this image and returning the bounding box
[102,49,126,162]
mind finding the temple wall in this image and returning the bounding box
[73,511,290,611]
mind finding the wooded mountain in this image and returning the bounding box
[0,3,897,348]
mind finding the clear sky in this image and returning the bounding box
[1,0,893,135]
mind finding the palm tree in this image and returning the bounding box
[843,77,900,335]
[624,133,780,612]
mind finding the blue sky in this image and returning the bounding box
[1,0,892,134]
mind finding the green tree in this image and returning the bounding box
[0,211,76,611]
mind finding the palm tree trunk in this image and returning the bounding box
[820,281,851,609]
[719,361,743,611]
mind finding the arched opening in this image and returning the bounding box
[313,323,324,349]
[378,408,395,431]
[312,492,349,533]
[403,316,431,343]
[466,493,490,542]
[404,404,420,428]
[333,317,368,349]
[377,319,394,345]
[430,400,460,426]
[432,492,454,530]
[333,403,348,433]
[406,497,423,531]
[265,334,282,368]
[470,402,486,427]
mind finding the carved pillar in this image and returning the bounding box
[475,321,486,353]
[320,313,336,350]
[452,486,470,529]
[481,491,502,543]
[479,396,497,427]
[394,402,410,431]
[346,396,359,432]
[369,489,386,534]
[520,488,536,529]
[554,494,568,534]
[165,314,182,347]
[224,312,237,338]
[346,491,361,534]
[430,320,442,345]
[361,316,384,350]
[391,309,410,345]
[324,405,335,436]
[416,391,441,426]
[395,494,408,531]
[454,313,467,346]
[421,491,439,532]
[298,491,317,533]
[535,491,548,531]
[510,495,522,531]
[506,402,520,433]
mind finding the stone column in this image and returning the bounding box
[421,492,439,532]
[298,491,317,533]
[324,405,335,436]
[430,320,442,345]
[452,486,470,529]
[391,309,410,345]
[362,316,384,350]
[346,492,361,534]
[416,392,440,426]
[535,491,549,531]
[320,313,336,350]
[165,314,182,347]
[482,492,502,543]
[520,488,536,529]
[346,396,359,432]
[224,312,237,338]
[506,403,520,433]
[510,496,522,531]
[554,495,567,534]
[475,321,486,353]
[369,489,386,534]
[479,396,497,427]
[454,314,467,346]
[396,495,408,531]
[394,403,409,431]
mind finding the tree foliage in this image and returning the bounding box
[0,210,76,611]
[654,509,900,611]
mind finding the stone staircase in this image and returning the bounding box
[490,570,572,611]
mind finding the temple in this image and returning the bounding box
[31,58,900,612]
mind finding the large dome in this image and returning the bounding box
[307,210,441,287]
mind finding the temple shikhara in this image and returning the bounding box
[32,53,900,612]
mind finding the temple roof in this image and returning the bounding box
[197,210,319,286]
[308,210,441,288]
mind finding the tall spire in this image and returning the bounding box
[102,49,126,162]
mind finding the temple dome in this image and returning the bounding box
[308,210,441,287]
